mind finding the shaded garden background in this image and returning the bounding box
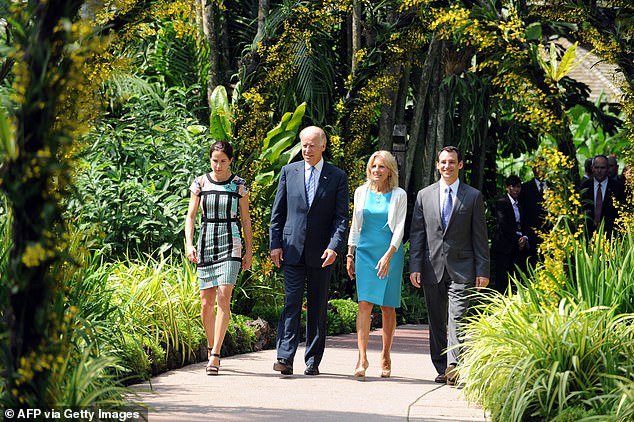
[0,0,633,419]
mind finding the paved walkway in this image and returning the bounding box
[132,325,488,421]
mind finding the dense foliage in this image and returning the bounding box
[68,84,210,256]
[0,0,633,417]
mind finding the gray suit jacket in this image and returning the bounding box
[409,181,490,285]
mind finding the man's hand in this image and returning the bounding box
[409,272,421,289]
[321,249,337,267]
[475,276,489,290]
[271,248,283,268]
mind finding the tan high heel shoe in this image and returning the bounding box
[380,356,391,378]
[353,361,369,379]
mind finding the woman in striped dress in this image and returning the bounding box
[185,141,252,375]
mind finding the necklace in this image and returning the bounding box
[373,190,387,203]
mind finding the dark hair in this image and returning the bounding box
[437,145,462,162]
[505,175,521,187]
[584,158,592,173]
[592,154,608,167]
[209,141,234,159]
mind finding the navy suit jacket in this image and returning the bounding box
[270,161,349,267]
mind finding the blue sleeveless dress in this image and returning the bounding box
[355,190,404,308]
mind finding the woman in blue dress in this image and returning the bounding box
[346,151,406,379]
[185,141,252,375]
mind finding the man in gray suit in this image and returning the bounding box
[409,146,489,385]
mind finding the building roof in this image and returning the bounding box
[558,38,624,104]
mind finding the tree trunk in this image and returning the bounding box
[394,61,411,127]
[256,0,269,42]
[421,48,444,187]
[3,0,85,406]
[220,8,231,83]
[405,36,441,190]
[378,61,402,151]
[351,0,362,75]
[469,90,490,191]
[201,0,219,105]
[378,11,404,151]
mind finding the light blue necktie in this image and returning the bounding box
[442,187,453,229]
[306,166,316,207]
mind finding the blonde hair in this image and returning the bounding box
[365,150,399,191]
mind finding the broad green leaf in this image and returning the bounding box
[186,125,207,135]
[525,22,542,41]
[0,105,17,160]
[209,85,232,140]
[262,133,296,163]
[254,170,275,183]
[262,112,293,150]
[531,44,548,76]
[278,143,302,165]
[287,102,306,132]
[572,113,591,140]
[549,42,557,80]
[555,42,577,81]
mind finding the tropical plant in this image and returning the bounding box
[464,294,634,421]
[69,84,210,258]
[106,254,204,367]
[557,228,634,315]
[327,299,358,335]
[460,221,634,420]
[567,100,628,173]
[0,0,121,406]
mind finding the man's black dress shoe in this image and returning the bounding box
[273,358,293,375]
[434,373,447,383]
[304,365,319,376]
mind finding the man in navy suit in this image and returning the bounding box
[270,126,349,376]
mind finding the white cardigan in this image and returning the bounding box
[347,185,407,249]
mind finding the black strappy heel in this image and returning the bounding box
[206,350,220,376]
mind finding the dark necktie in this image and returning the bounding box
[442,187,453,229]
[594,183,603,226]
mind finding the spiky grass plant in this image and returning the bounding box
[461,294,633,421]
[460,229,634,421]
[558,228,634,314]
[106,254,203,366]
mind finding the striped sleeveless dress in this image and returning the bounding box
[189,173,247,289]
